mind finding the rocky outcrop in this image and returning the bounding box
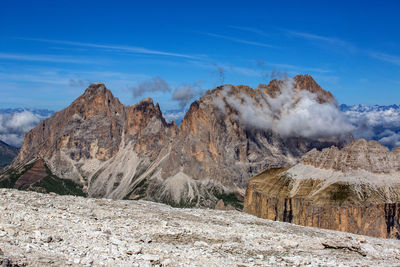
[160,75,344,192]
[2,75,346,208]
[244,139,400,238]
[259,74,334,103]
[10,83,177,200]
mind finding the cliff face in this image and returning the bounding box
[12,83,177,200]
[2,75,346,208]
[244,139,400,239]
[161,75,343,188]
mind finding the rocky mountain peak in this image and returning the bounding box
[5,75,349,209]
[83,82,108,96]
[132,97,159,114]
[138,97,153,104]
[294,74,334,103]
[257,74,334,103]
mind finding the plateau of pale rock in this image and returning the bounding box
[1,189,400,266]
[244,139,400,239]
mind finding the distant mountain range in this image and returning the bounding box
[1,75,346,207]
[0,103,400,149]
[340,104,400,149]
[0,140,18,168]
[162,109,186,125]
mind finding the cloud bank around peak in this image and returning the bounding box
[215,78,354,140]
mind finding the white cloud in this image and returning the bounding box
[342,105,400,148]
[367,52,400,66]
[132,77,171,98]
[0,110,51,147]
[172,85,196,108]
[215,77,354,139]
[0,53,94,64]
[18,38,195,59]
[202,32,276,48]
[163,110,186,123]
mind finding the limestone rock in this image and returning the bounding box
[2,76,345,208]
[215,199,225,210]
[0,188,400,266]
[244,139,400,239]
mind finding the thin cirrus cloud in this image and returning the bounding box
[367,51,400,66]
[286,30,400,67]
[17,37,196,59]
[228,26,270,37]
[202,32,276,48]
[257,59,331,74]
[0,52,94,64]
[286,30,357,52]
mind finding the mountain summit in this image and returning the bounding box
[2,75,348,208]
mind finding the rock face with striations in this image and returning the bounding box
[244,139,400,239]
[157,74,343,207]
[2,75,346,208]
[11,83,177,199]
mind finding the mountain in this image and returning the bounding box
[340,104,400,113]
[244,139,400,239]
[0,75,347,208]
[164,103,400,149]
[0,140,18,168]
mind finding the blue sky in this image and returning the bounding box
[1,0,400,110]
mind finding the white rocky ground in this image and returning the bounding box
[0,189,400,266]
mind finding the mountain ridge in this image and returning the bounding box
[1,75,349,208]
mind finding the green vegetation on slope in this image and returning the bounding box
[0,160,86,197]
[214,191,243,210]
[0,161,36,188]
[32,174,86,196]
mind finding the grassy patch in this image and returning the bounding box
[214,191,244,210]
[164,198,197,208]
[33,174,86,197]
[0,160,86,197]
[330,184,352,202]
[123,178,148,200]
[32,164,86,196]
